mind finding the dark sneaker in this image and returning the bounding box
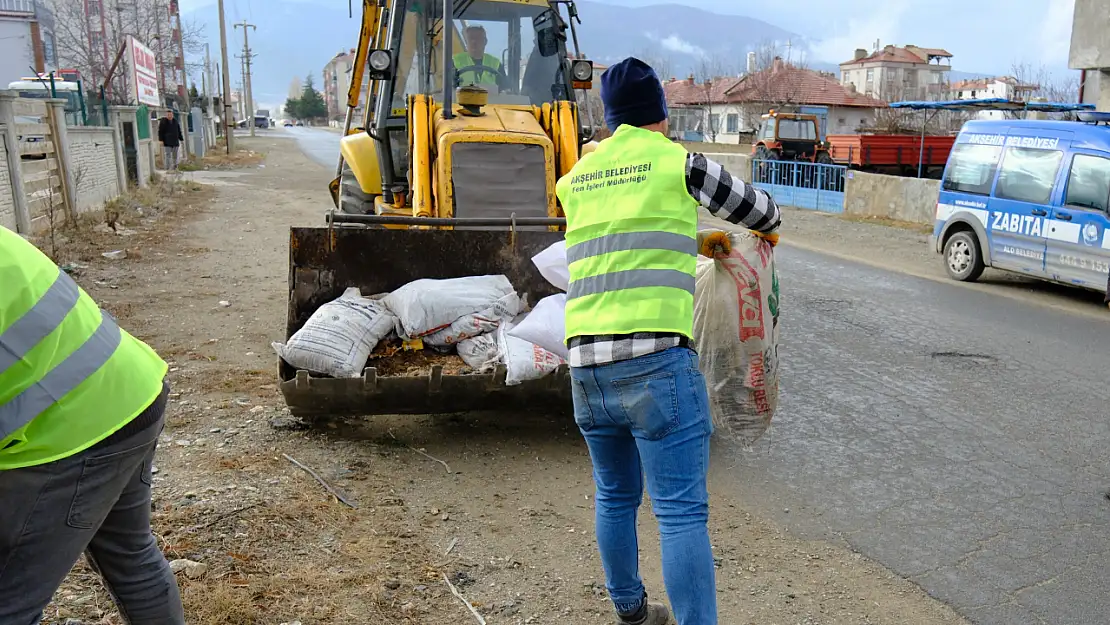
[618,602,673,625]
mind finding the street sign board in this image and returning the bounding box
[127,36,161,107]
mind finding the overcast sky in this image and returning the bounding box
[181,0,1077,76]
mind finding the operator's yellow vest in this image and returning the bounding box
[556,125,699,342]
[453,52,501,86]
[0,226,168,469]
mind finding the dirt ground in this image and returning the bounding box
[39,135,969,625]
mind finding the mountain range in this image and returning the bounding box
[184,1,990,109]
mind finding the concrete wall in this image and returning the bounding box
[0,124,14,230]
[705,152,753,183]
[69,127,121,213]
[138,139,154,184]
[1069,0,1110,70]
[843,170,940,224]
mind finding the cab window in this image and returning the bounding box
[943,143,1002,195]
[1064,154,1110,213]
[995,147,1063,205]
[778,119,816,141]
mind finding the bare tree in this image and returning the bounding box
[632,48,674,83]
[1009,62,1081,120]
[725,42,812,135]
[47,0,206,105]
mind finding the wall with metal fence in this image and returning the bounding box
[751,159,848,214]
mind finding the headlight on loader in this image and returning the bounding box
[368,49,393,79]
[570,59,593,89]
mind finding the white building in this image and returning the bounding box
[0,0,56,87]
[839,44,952,101]
[951,76,1039,119]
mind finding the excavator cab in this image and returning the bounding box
[283,0,596,419]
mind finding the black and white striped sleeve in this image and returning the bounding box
[686,152,781,233]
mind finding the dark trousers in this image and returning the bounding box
[0,383,184,625]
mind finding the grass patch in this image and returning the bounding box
[177,138,265,171]
[32,177,213,265]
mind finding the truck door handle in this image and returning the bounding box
[1055,212,1073,221]
[1031,209,1048,216]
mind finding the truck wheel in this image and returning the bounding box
[339,164,376,215]
[943,231,985,282]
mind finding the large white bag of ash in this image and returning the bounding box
[506,293,568,359]
[531,240,569,291]
[384,275,515,339]
[496,321,566,386]
[423,292,522,350]
[273,287,396,379]
[693,230,780,444]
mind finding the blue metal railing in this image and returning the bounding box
[751,159,848,213]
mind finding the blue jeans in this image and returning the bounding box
[571,347,717,625]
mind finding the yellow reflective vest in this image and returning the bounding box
[556,125,699,341]
[0,226,168,469]
[453,52,502,87]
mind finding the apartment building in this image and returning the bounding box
[0,0,56,87]
[840,44,952,102]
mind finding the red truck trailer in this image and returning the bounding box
[827,134,956,178]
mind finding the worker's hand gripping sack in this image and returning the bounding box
[693,229,781,444]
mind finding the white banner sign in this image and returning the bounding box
[127,36,160,107]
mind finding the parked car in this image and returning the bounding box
[933,115,1110,293]
[295,121,304,127]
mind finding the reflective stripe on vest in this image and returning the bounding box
[567,268,695,300]
[556,125,700,340]
[0,270,81,374]
[0,269,122,440]
[565,230,698,266]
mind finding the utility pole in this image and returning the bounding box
[234,20,257,137]
[218,0,234,152]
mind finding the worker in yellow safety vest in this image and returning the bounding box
[555,57,781,625]
[0,225,184,624]
[453,25,505,90]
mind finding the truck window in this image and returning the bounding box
[1064,154,1110,213]
[943,143,1002,196]
[995,147,1063,205]
[777,119,816,141]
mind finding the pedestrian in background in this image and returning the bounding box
[555,57,781,625]
[158,109,184,171]
[0,225,185,624]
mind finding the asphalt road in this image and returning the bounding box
[278,129,1110,624]
[730,244,1110,625]
[283,126,340,169]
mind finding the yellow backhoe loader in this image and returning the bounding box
[281,0,598,418]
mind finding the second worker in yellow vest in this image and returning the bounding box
[555,57,781,625]
[453,25,505,90]
[0,225,184,624]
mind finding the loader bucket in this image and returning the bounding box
[280,226,571,419]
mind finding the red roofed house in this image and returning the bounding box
[664,59,886,144]
[839,44,952,101]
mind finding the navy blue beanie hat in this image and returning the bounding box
[601,57,668,131]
